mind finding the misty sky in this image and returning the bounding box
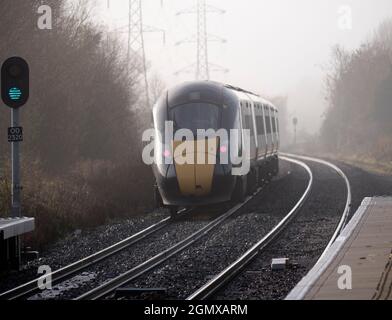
[97,0,392,134]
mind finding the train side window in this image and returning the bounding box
[241,102,247,130]
[250,115,255,137]
[245,115,254,137]
[257,115,265,135]
[272,115,277,133]
[264,106,271,134]
[259,116,262,134]
[259,105,265,134]
[232,109,242,154]
[250,103,255,137]
[241,101,254,137]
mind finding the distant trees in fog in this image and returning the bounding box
[0,0,155,245]
[321,18,392,162]
[1,0,142,172]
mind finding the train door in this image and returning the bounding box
[274,109,280,152]
[255,103,266,160]
[268,107,276,154]
[263,105,271,155]
[260,104,268,157]
[271,110,276,153]
[250,99,258,161]
[246,96,259,161]
[240,101,256,161]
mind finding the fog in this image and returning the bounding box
[1,0,391,253]
[96,0,392,134]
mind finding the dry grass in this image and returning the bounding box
[334,154,392,176]
[0,160,154,249]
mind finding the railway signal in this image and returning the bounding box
[293,117,298,145]
[1,57,29,109]
[1,57,29,218]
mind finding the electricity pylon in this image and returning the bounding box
[195,0,209,80]
[175,0,228,80]
[127,0,150,107]
[107,0,165,108]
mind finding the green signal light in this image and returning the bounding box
[8,87,22,101]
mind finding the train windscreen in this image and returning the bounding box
[170,103,221,135]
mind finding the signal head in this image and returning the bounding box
[1,57,29,108]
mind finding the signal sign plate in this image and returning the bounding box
[8,127,23,142]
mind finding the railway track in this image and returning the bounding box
[284,154,352,263]
[0,210,191,300]
[75,156,311,300]
[1,155,333,301]
[75,191,264,299]
[187,154,351,300]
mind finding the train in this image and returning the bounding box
[151,81,280,214]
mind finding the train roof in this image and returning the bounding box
[166,80,277,111]
[223,83,277,111]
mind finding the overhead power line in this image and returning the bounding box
[175,0,228,80]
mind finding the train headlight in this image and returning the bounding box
[163,149,172,159]
[220,145,228,154]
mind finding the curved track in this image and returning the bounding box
[187,154,351,300]
[282,154,352,263]
[75,156,312,300]
[76,188,265,300]
[187,156,313,300]
[1,155,343,301]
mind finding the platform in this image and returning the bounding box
[1,217,35,271]
[287,197,392,300]
[0,217,35,240]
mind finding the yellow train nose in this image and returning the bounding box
[173,138,217,197]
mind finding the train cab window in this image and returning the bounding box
[170,103,220,135]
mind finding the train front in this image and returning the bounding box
[152,81,241,208]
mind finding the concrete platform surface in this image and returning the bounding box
[0,217,35,240]
[287,197,392,300]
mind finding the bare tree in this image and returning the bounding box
[321,19,392,161]
[0,0,155,244]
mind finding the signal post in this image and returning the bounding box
[0,57,35,271]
